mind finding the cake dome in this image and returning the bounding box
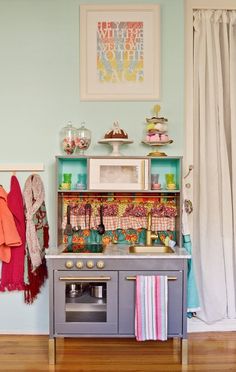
[104,121,128,139]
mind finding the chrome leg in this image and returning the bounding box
[49,338,56,365]
[181,338,188,365]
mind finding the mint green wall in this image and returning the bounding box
[0,0,184,333]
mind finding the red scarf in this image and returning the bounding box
[0,176,25,291]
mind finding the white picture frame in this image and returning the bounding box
[88,158,149,190]
[80,4,160,101]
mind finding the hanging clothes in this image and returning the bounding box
[0,176,26,291]
[23,174,49,304]
[0,186,22,263]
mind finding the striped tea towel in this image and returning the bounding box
[135,275,168,341]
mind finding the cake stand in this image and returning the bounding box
[98,139,133,156]
[142,140,173,157]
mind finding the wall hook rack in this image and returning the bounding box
[0,163,44,172]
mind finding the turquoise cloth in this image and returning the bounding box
[183,234,200,312]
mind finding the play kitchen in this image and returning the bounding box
[46,155,190,365]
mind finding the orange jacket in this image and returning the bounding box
[0,186,22,263]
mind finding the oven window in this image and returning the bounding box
[65,282,107,322]
[100,165,138,184]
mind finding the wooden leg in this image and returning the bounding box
[181,339,188,365]
[49,338,56,365]
[173,337,181,348]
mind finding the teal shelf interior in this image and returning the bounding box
[58,157,88,189]
[150,158,181,190]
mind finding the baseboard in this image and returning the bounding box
[0,330,48,335]
[188,318,236,332]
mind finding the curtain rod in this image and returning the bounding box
[59,194,178,199]
[0,163,44,172]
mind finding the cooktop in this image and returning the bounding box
[62,243,104,254]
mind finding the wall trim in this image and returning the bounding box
[0,331,48,335]
[188,318,236,332]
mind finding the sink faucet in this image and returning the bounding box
[146,212,159,246]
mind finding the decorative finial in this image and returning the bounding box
[153,104,161,117]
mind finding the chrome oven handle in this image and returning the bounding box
[59,276,111,281]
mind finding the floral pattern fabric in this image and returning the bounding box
[63,228,176,246]
[61,196,178,246]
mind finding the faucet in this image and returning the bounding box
[146,212,159,246]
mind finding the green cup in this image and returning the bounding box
[165,173,175,185]
[63,173,72,183]
[165,173,176,189]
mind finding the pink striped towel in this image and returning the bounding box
[135,275,168,341]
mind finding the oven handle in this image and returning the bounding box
[59,276,111,281]
[126,276,177,281]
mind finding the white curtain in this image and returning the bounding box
[193,10,236,323]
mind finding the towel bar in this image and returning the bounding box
[126,276,177,281]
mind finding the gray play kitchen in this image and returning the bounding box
[46,155,190,365]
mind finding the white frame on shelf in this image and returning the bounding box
[88,158,149,191]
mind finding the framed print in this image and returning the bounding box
[80,4,160,101]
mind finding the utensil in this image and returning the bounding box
[73,226,81,233]
[85,203,92,229]
[73,212,81,233]
[66,283,87,298]
[90,284,106,299]
[97,205,105,235]
[64,205,73,236]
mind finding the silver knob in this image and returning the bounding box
[65,260,74,269]
[86,260,94,269]
[96,260,105,269]
[76,261,84,269]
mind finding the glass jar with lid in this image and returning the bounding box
[75,122,91,154]
[60,122,77,155]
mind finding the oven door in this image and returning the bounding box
[54,271,118,335]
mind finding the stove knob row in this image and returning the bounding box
[65,260,105,270]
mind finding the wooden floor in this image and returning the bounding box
[0,333,236,371]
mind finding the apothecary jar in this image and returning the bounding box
[60,122,77,155]
[75,122,91,154]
